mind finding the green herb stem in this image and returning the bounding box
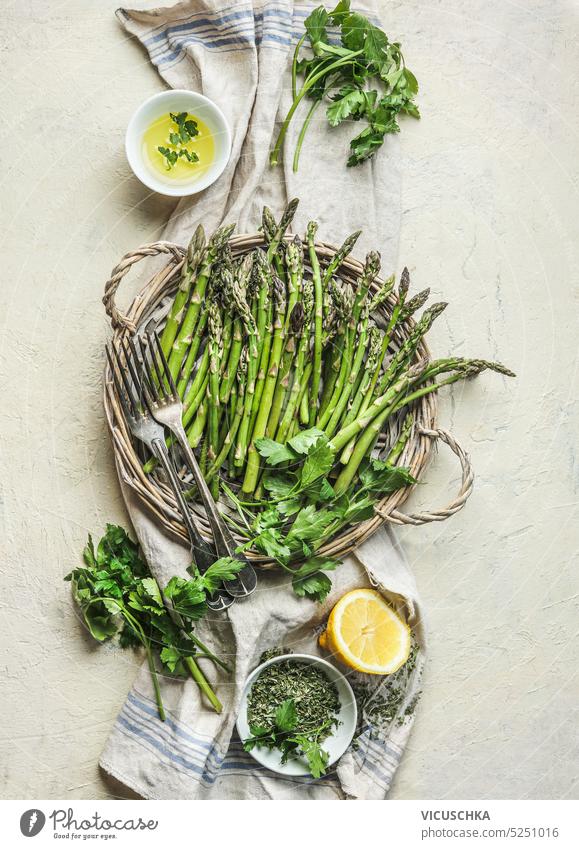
[270,51,363,167]
[184,656,223,713]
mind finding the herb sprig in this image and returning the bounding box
[65,524,242,718]
[226,427,416,602]
[270,1,419,170]
[158,112,200,171]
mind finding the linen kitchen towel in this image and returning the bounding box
[100,0,425,800]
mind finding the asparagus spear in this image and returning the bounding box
[318,281,354,418]
[276,275,314,443]
[206,301,222,498]
[322,251,380,434]
[330,361,429,455]
[176,253,232,398]
[167,223,235,381]
[307,221,323,426]
[204,350,248,481]
[266,236,303,437]
[267,199,299,263]
[160,225,205,357]
[368,273,395,313]
[262,199,299,281]
[377,301,448,395]
[386,412,414,464]
[338,324,382,462]
[186,399,208,449]
[249,289,274,435]
[267,301,304,438]
[219,254,254,404]
[321,229,361,287]
[334,358,515,494]
[235,250,270,467]
[400,288,431,321]
[242,276,286,494]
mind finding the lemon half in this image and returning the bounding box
[321,588,411,675]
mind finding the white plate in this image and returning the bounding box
[236,653,358,777]
[125,89,231,197]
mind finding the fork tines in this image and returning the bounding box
[138,331,181,409]
[106,339,140,421]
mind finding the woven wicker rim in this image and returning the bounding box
[103,235,474,567]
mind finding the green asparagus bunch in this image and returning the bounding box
[137,199,514,599]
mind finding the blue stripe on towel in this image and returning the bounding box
[123,701,228,772]
[140,4,375,68]
[119,691,339,787]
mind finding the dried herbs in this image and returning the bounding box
[352,642,421,737]
[243,659,341,778]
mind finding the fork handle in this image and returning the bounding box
[151,439,234,611]
[151,438,218,573]
[172,429,258,598]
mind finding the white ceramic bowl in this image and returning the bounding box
[125,89,231,197]
[236,653,358,777]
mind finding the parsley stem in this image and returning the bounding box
[145,643,166,722]
[291,33,307,99]
[293,98,322,173]
[185,656,223,713]
[188,633,231,674]
[270,51,362,166]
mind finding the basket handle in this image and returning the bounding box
[378,427,474,526]
[102,241,184,333]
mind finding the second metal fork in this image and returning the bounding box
[137,331,258,600]
[107,338,234,611]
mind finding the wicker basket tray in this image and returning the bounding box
[102,235,474,566]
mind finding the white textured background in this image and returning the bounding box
[1,0,578,799]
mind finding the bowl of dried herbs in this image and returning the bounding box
[236,653,357,778]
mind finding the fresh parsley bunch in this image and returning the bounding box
[65,524,242,718]
[226,428,415,602]
[270,0,419,171]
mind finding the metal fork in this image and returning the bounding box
[137,331,258,599]
[106,339,234,611]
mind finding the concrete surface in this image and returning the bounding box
[1,0,578,800]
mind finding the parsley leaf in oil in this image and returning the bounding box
[158,112,200,170]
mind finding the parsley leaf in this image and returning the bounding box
[300,436,335,487]
[158,146,178,170]
[178,148,199,163]
[359,458,417,493]
[198,556,244,594]
[255,437,297,466]
[164,576,207,621]
[363,22,389,69]
[262,472,296,498]
[291,556,339,602]
[305,6,329,48]
[275,699,298,732]
[329,0,351,24]
[294,735,329,779]
[286,505,339,551]
[341,12,368,50]
[327,85,369,126]
[288,427,326,454]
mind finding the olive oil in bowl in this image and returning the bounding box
[142,112,215,185]
[126,90,231,196]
